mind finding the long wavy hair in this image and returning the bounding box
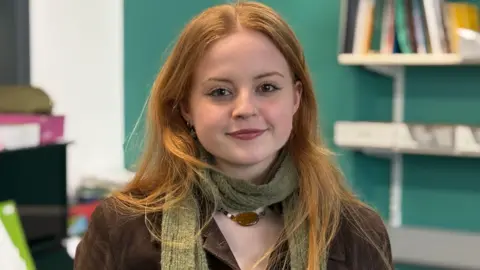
[115,1,391,269]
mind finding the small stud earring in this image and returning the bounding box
[187,122,197,138]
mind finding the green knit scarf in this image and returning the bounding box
[160,150,324,269]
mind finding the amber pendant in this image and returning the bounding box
[231,212,260,226]
[222,209,266,226]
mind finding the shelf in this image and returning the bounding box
[0,141,72,154]
[338,29,480,76]
[350,146,480,159]
[389,226,480,269]
[338,53,480,66]
[334,121,480,158]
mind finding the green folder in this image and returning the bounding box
[0,200,36,270]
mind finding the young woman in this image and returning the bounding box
[74,2,393,270]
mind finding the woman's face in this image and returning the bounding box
[182,29,301,176]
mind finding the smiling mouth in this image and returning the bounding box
[226,129,266,140]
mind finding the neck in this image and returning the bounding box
[202,148,298,213]
[214,153,279,184]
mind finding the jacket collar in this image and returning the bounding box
[202,218,239,269]
[200,213,346,269]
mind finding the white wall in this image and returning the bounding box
[29,0,126,195]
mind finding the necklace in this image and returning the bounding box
[220,207,266,227]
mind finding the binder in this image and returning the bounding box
[0,200,36,270]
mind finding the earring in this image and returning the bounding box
[187,122,197,138]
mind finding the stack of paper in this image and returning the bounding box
[334,121,480,156]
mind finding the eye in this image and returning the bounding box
[258,83,279,93]
[209,88,232,97]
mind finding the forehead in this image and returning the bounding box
[194,29,291,79]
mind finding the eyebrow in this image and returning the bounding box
[204,71,285,84]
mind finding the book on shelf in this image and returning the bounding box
[334,121,480,156]
[0,114,65,152]
[339,0,480,55]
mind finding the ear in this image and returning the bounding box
[180,102,192,125]
[293,80,302,114]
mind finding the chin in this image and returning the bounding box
[199,137,284,167]
[219,148,278,166]
[227,156,268,166]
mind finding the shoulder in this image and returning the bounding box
[88,195,155,230]
[79,196,152,238]
[335,203,393,270]
[74,196,161,270]
[345,204,390,242]
[74,198,117,269]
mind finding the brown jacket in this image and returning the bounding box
[74,197,393,270]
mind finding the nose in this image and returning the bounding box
[232,90,257,119]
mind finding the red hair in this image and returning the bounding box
[116,2,391,269]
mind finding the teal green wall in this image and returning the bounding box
[402,67,480,232]
[124,1,480,269]
[124,0,224,169]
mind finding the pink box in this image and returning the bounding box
[0,114,64,144]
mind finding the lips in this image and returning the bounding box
[226,129,266,140]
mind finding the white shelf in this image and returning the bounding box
[336,4,480,260]
[389,226,480,269]
[338,53,480,66]
[338,29,480,75]
[350,145,480,159]
[334,121,480,158]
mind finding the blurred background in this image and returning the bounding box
[1,0,479,269]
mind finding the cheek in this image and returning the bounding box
[191,108,225,136]
[266,94,296,124]
[265,104,295,132]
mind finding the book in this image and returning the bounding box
[339,0,480,55]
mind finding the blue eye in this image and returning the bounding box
[259,83,279,92]
[209,88,231,97]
